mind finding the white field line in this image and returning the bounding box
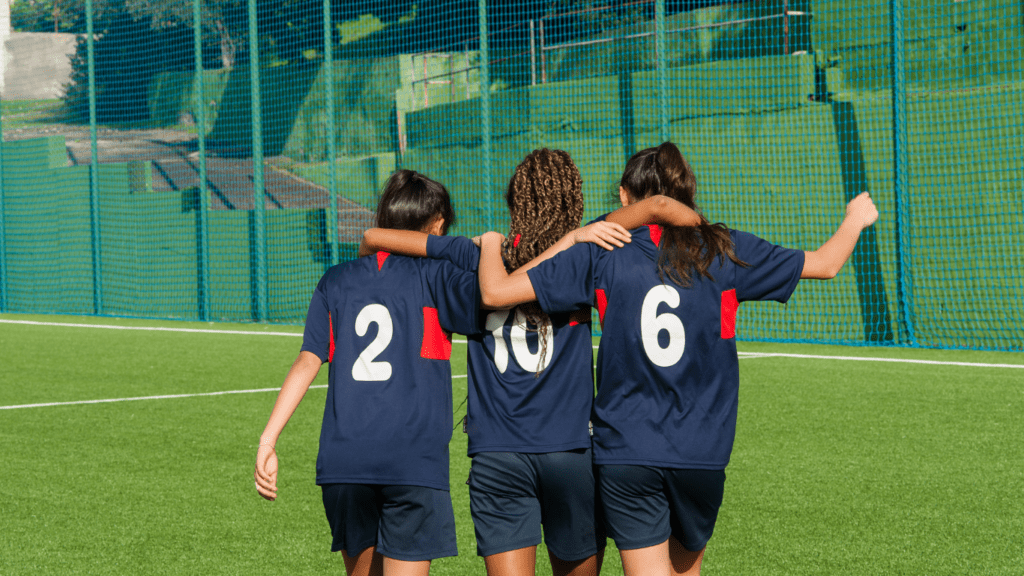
[2,319,1021,370]
[0,376,468,411]
[0,319,305,337]
[732,352,1024,369]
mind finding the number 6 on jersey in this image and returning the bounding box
[640,285,686,367]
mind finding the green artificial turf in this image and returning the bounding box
[1,314,1021,575]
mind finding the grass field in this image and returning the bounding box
[1,313,1022,575]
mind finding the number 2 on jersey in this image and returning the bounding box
[352,304,393,381]
[641,285,686,367]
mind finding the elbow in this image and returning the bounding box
[480,286,508,309]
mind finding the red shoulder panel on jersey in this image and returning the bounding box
[648,224,662,248]
[721,289,738,339]
[328,312,336,363]
[595,289,608,329]
[421,307,452,360]
[376,251,390,271]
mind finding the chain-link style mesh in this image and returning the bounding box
[1,0,1022,349]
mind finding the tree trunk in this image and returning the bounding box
[216,19,235,68]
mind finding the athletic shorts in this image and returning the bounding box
[320,483,457,562]
[468,449,606,561]
[597,465,725,552]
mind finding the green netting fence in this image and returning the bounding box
[1,0,1022,350]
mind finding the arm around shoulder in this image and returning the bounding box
[478,232,538,309]
[359,228,430,258]
[606,194,702,229]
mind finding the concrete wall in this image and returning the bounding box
[1,31,79,100]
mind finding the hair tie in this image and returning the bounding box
[513,234,522,247]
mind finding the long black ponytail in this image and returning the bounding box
[620,142,746,286]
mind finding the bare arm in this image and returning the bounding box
[802,192,880,279]
[506,195,700,278]
[507,221,631,278]
[358,229,430,258]
[478,232,539,308]
[254,350,323,501]
[606,195,703,229]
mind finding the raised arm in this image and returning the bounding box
[358,228,430,258]
[254,350,323,501]
[802,192,879,279]
[606,194,703,229]
[479,232,539,308]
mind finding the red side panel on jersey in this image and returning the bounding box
[721,289,738,339]
[421,307,452,360]
[648,224,663,248]
[595,289,608,329]
[328,312,335,363]
[376,251,390,271]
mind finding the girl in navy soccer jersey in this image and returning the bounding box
[477,142,879,576]
[254,170,482,576]
[359,149,701,576]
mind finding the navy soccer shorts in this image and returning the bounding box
[321,483,457,561]
[597,465,725,552]
[468,449,606,561]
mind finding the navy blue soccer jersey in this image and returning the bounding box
[301,250,480,490]
[527,223,805,469]
[427,236,595,456]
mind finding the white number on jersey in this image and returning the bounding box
[352,304,394,381]
[485,309,554,374]
[640,285,686,367]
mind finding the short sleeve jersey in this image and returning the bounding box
[427,236,595,456]
[527,223,805,469]
[301,250,480,490]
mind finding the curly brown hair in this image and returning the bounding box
[501,148,584,373]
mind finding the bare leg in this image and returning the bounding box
[382,557,431,576]
[341,547,384,576]
[619,541,671,576]
[549,548,604,576]
[668,536,705,576]
[484,546,538,576]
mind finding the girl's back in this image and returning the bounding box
[529,224,803,469]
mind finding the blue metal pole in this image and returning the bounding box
[86,0,103,315]
[890,0,914,345]
[478,0,494,233]
[193,0,211,320]
[323,0,339,266]
[656,0,669,142]
[248,0,267,321]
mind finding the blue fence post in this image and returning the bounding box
[248,0,267,322]
[323,0,340,266]
[478,0,494,233]
[0,96,6,313]
[193,0,211,321]
[890,0,914,345]
[655,0,669,142]
[86,0,103,315]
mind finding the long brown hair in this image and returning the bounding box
[620,142,745,285]
[501,149,584,372]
